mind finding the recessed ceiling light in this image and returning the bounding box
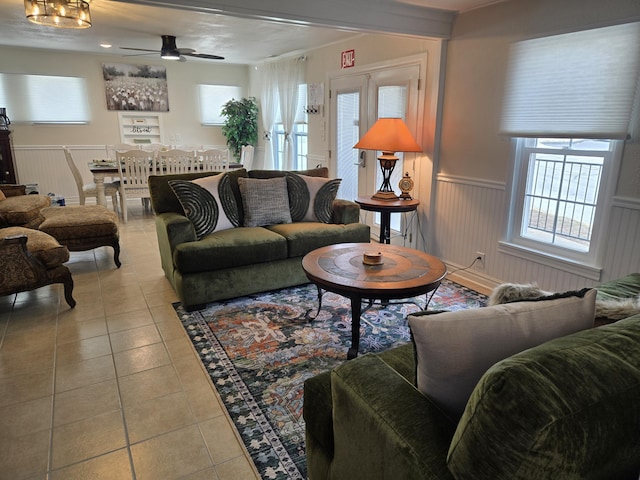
[100,43,112,48]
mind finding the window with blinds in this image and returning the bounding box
[500,22,640,276]
[198,84,242,125]
[0,73,90,124]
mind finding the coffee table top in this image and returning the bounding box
[302,243,447,299]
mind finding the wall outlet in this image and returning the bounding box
[475,251,485,268]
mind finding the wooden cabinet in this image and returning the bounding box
[0,130,17,184]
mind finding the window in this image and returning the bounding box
[511,137,619,253]
[272,123,308,170]
[272,83,308,170]
[198,84,242,125]
[0,73,89,124]
[500,23,640,277]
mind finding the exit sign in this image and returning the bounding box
[341,50,355,69]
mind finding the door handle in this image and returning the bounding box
[354,150,366,168]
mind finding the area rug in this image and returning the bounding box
[175,279,486,480]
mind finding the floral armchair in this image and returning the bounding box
[0,227,75,308]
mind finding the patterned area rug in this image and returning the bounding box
[175,279,486,479]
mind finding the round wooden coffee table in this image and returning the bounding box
[302,243,447,359]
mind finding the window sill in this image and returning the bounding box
[497,241,602,281]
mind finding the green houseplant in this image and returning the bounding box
[220,97,259,162]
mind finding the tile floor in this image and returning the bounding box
[0,202,260,480]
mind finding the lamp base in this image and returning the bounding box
[371,191,398,201]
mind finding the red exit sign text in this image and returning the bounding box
[341,50,355,69]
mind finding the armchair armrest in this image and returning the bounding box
[323,354,457,480]
[0,184,26,197]
[331,199,361,224]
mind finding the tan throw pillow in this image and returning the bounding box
[237,176,292,227]
[0,189,5,201]
[408,288,597,420]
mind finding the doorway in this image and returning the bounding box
[330,60,422,238]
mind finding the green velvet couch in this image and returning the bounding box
[304,273,640,480]
[149,168,370,310]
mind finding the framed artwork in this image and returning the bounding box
[102,63,170,112]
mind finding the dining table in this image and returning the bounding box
[88,161,244,207]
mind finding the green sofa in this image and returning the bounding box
[149,168,370,310]
[304,273,640,480]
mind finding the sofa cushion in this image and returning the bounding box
[266,222,371,258]
[447,315,640,480]
[0,226,69,268]
[0,189,5,201]
[0,194,50,228]
[286,174,341,223]
[172,226,288,273]
[169,175,239,240]
[407,289,596,420]
[238,176,292,227]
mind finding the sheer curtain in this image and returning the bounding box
[277,57,305,170]
[258,62,278,169]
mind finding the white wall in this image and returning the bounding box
[436,0,640,291]
[0,45,249,198]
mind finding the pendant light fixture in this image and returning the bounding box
[24,0,92,29]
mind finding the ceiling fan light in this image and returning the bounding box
[25,0,91,29]
[161,49,181,60]
[160,35,181,60]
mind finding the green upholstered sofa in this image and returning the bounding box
[304,273,640,480]
[149,168,370,310]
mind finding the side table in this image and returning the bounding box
[355,196,419,244]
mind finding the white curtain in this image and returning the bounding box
[276,57,305,170]
[258,62,278,169]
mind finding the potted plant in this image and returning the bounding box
[220,96,258,162]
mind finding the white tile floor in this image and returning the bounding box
[0,202,259,480]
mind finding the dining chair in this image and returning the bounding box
[157,149,197,174]
[115,149,157,223]
[105,143,139,160]
[63,147,120,213]
[196,148,229,172]
[240,145,255,169]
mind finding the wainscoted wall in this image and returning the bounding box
[433,174,640,293]
[13,144,227,204]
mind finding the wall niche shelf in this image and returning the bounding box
[118,112,164,145]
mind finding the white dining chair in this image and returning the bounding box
[63,147,120,213]
[240,145,255,170]
[157,149,197,174]
[196,148,229,172]
[115,149,157,223]
[105,143,139,160]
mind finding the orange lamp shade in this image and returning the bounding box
[354,118,421,153]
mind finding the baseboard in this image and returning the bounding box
[443,263,500,296]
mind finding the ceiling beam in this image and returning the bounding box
[111,0,455,38]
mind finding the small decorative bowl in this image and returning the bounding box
[363,251,384,266]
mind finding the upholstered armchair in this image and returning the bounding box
[0,227,76,308]
[0,184,51,228]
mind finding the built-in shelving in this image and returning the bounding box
[118,112,164,145]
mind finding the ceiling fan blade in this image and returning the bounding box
[184,52,225,60]
[120,47,160,53]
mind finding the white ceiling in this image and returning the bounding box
[0,0,500,65]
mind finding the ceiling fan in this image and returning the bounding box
[121,35,224,61]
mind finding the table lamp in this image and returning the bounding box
[354,117,422,201]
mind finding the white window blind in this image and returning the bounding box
[198,84,242,125]
[500,22,640,139]
[0,73,90,124]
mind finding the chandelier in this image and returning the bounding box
[24,0,92,29]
